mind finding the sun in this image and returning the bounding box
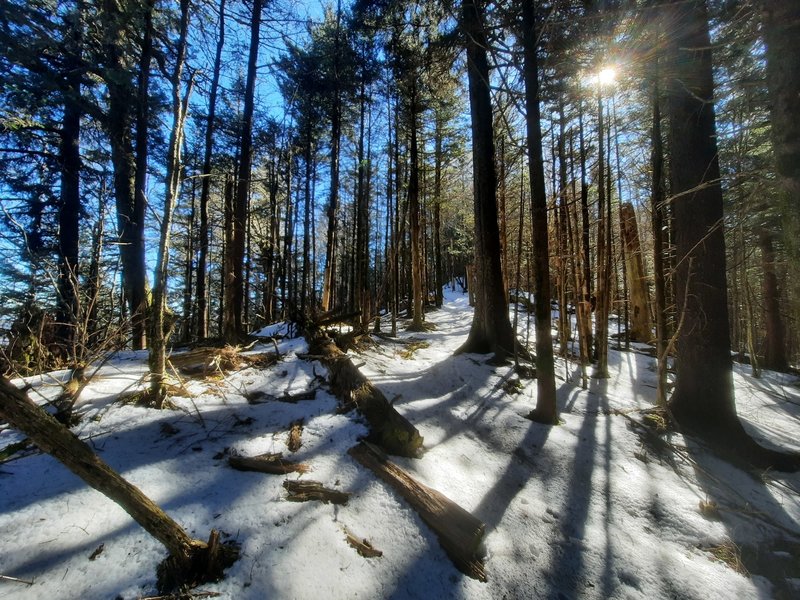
[597,66,617,86]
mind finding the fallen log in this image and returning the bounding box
[0,377,238,592]
[309,335,422,458]
[283,480,350,505]
[246,390,317,405]
[348,442,487,582]
[228,452,310,475]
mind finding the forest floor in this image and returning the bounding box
[2,288,800,599]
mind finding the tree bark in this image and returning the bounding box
[149,0,192,407]
[196,0,226,340]
[762,0,800,326]
[650,66,669,408]
[594,85,610,378]
[225,0,261,343]
[520,0,556,421]
[757,228,788,371]
[0,378,220,581]
[103,0,148,350]
[56,2,82,355]
[408,88,425,331]
[457,0,517,358]
[619,203,652,342]
[665,0,736,428]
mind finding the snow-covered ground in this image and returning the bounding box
[2,288,799,599]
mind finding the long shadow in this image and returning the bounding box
[680,435,800,599]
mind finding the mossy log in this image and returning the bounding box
[0,377,238,592]
[309,335,423,458]
[283,479,351,505]
[348,442,487,581]
[228,452,309,474]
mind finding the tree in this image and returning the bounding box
[196,0,227,340]
[520,0,556,422]
[224,0,263,343]
[0,377,237,591]
[664,0,798,469]
[761,0,799,363]
[149,0,193,407]
[100,0,149,350]
[457,0,516,358]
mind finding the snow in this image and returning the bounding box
[2,288,799,599]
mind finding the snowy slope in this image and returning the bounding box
[1,288,799,599]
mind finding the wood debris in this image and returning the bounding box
[228,452,310,475]
[287,419,303,453]
[344,529,383,558]
[349,442,487,581]
[283,480,350,505]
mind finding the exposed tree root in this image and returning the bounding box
[156,530,239,594]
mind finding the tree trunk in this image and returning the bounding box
[103,0,148,350]
[433,112,444,308]
[762,0,800,329]
[520,0,556,421]
[578,97,593,355]
[131,0,154,347]
[56,3,82,356]
[594,85,610,378]
[556,101,570,357]
[354,84,371,333]
[457,0,517,358]
[758,228,788,371]
[149,0,192,408]
[620,203,652,342]
[650,66,669,408]
[0,378,237,590]
[665,0,736,428]
[196,0,226,340]
[408,89,425,331]
[225,0,261,343]
[182,178,196,343]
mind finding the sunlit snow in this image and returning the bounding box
[1,288,799,599]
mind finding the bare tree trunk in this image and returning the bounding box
[650,66,669,408]
[149,0,192,407]
[354,84,372,333]
[556,101,570,357]
[0,378,237,590]
[620,203,652,342]
[594,85,610,378]
[408,89,425,331]
[457,0,517,358]
[758,228,788,371]
[56,6,82,358]
[225,0,261,343]
[520,0,556,421]
[196,0,226,340]
[103,0,148,350]
[762,0,800,333]
[665,0,735,428]
[577,97,592,356]
[433,112,444,308]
